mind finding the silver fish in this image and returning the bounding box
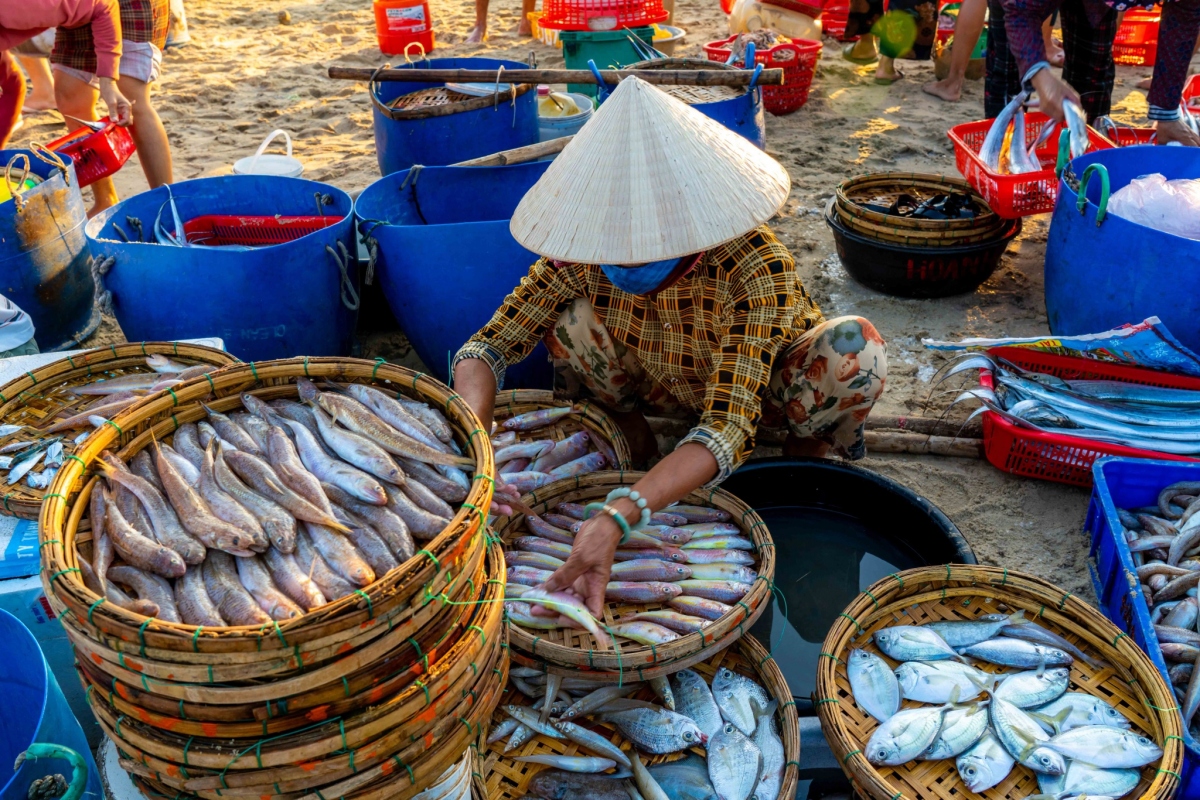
[895,661,991,704]
[599,707,708,753]
[107,564,181,623]
[502,704,566,739]
[486,718,520,745]
[708,722,761,800]
[554,719,632,768]
[1000,620,1104,669]
[672,668,723,740]
[43,441,63,468]
[925,611,1024,648]
[521,587,613,647]
[1044,727,1162,769]
[628,610,711,634]
[956,731,1015,794]
[236,555,304,621]
[980,91,1029,170]
[874,626,964,662]
[263,546,327,611]
[611,559,692,583]
[546,451,607,480]
[1006,109,1040,174]
[308,403,407,485]
[921,703,989,760]
[530,431,591,473]
[668,505,732,523]
[1062,98,1090,159]
[866,701,958,766]
[628,751,669,800]
[647,755,718,800]
[751,700,783,800]
[609,621,679,645]
[960,638,1073,668]
[202,403,262,454]
[7,448,44,484]
[174,564,226,627]
[505,723,536,753]
[712,667,770,736]
[677,580,750,603]
[564,685,639,719]
[669,596,733,621]
[994,667,1070,708]
[514,755,616,773]
[606,581,682,604]
[988,694,1066,775]
[683,550,755,566]
[1058,761,1141,798]
[848,648,901,722]
[650,676,675,712]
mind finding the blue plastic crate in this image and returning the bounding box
[1087,456,1200,794]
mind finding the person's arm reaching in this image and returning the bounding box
[87,0,132,124]
[1149,0,1200,146]
[1001,0,1079,122]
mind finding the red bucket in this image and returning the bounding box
[703,35,821,115]
[46,121,135,188]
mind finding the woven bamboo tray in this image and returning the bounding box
[0,341,237,519]
[816,564,1183,800]
[93,538,508,800]
[627,58,744,103]
[493,389,633,471]
[497,470,774,680]
[834,173,1007,247]
[482,633,798,800]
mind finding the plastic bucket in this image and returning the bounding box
[233,130,304,178]
[371,57,539,176]
[85,175,359,361]
[560,29,655,97]
[537,92,594,143]
[1045,145,1200,354]
[0,608,103,800]
[0,149,100,352]
[355,162,554,388]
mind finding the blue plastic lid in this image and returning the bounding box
[0,517,41,580]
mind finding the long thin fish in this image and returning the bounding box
[96,454,207,564]
[279,417,388,505]
[981,91,1029,170]
[198,443,269,550]
[212,443,297,553]
[154,441,260,555]
[108,565,181,622]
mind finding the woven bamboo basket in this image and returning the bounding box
[0,341,237,519]
[481,633,798,799]
[492,389,633,471]
[816,564,1183,800]
[834,173,1007,247]
[92,537,508,800]
[497,470,774,680]
[626,58,745,104]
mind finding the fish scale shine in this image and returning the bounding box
[847,648,900,722]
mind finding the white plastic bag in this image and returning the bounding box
[1108,172,1200,240]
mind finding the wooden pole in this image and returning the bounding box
[452,136,573,167]
[863,431,984,459]
[327,66,786,87]
[868,414,983,439]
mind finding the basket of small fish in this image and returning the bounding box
[947,97,1113,219]
[833,172,1008,247]
[938,347,1200,487]
[38,357,510,800]
[816,563,1182,800]
[492,390,633,494]
[0,342,237,519]
[499,471,774,680]
[1088,457,1200,795]
[480,632,799,800]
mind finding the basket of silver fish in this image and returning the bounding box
[0,341,237,519]
[498,470,774,680]
[480,632,799,800]
[38,358,510,800]
[833,172,1008,247]
[491,389,633,493]
[937,347,1200,488]
[816,564,1182,800]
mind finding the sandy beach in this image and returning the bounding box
[9,0,1184,598]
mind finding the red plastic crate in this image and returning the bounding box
[1096,124,1156,147]
[703,36,821,115]
[1184,73,1200,108]
[947,111,1114,218]
[539,0,667,31]
[182,215,343,247]
[821,0,852,40]
[46,121,135,188]
[978,346,1200,487]
[1112,6,1159,66]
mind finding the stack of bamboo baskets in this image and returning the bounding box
[832,173,1008,247]
[39,358,507,800]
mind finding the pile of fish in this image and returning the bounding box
[980,94,1089,176]
[0,355,218,491]
[491,664,783,800]
[491,406,617,494]
[848,613,1161,799]
[78,377,475,624]
[1113,479,1200,740]
[938,353,1200,455]
[504,502,758,647]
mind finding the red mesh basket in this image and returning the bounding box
[946,111,1114,218]
[182,215,343,247]
[540,0,667,31]
[821,0,854,41]
[978,347,1200,487]
[703,36,821,115]
[1112,5,1160,66]
[46,122,136,188]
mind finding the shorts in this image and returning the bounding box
[52,40,162,86]
[13,30,56,58]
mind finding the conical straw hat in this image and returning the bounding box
[510,76,791,265]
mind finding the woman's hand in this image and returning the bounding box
[98,78,132,126]
[1156,118,1200,147]
[538,511,622,619]
[1030,69,1080,125]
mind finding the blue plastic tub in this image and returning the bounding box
[627,58,766,148]
[371,57,540,176]
[355,162,553,388]
[0,608,102,800]
[0,149,99,351]
[1046,146,1200,354]
[1086,456,1200,795]
[85,176,358,362]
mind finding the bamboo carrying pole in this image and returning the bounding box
[452,136,573,166]
[328,66,786,86]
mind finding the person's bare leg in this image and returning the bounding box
[54,69,119,213]
[0,51,26,148]
[467,0,488,42]
[518,0,535,35]
[923,0,985,101]
[16,55,55,111]
[118,74,172,188]
[875,54,902,81]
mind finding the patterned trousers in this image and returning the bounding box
[543,300,889,459]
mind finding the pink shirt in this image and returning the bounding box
[0,0,121,78]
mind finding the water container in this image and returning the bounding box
[627,58,767,148]
[373,0,435,55]
[560,29,656,98]
[85,176,358,361]
[0,149,100,352]
[355,162,554,388]
[233,130,304,178]
[1045,145,1200,354]
[537,92,594,143]
[0,608,102,800]
[371,57,539,176]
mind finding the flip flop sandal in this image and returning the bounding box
[873,70,905,85]
[843,43,879,64]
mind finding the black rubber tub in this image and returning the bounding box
[825,201,1021,299]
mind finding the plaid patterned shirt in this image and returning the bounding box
[454,227,824,481]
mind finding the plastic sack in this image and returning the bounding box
[728,0,822,39]
[1108,172,1200,240]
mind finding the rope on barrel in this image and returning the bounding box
[91,256,116,316]
[325,242,360,311]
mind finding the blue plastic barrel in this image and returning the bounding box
[1045,145,1200,353]
[85,176,359,361]
[0,149,99,351]
[372,58,540,176]
[0,608,102,800]
[626,59,766,148]
[355,162,553,388]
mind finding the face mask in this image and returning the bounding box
[600,257,686,296]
